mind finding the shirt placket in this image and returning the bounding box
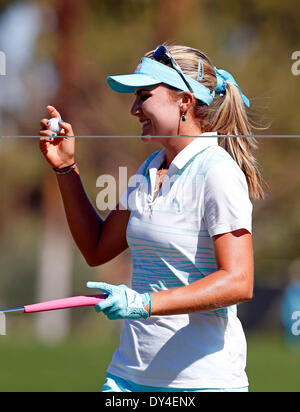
[144,168,158,214]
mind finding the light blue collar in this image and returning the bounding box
[171,133,218,170]
[146,133,218,172]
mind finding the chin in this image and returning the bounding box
[141,135,153,143]
[140,131,155,143]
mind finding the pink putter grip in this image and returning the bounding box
[24,295,107,313]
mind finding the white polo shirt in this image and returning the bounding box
[108,133,252,388]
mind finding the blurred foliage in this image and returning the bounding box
[0,0,299,328]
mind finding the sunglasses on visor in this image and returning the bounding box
[153,45,194,94]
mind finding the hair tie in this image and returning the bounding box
[214,67,250,107]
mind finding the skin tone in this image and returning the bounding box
[39,84,253,317]
[131,85,202,168]
[131,85,203,193]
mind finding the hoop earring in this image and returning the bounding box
[181,112,186,122]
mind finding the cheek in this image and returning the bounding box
[144,102,179,132]
[158,109,179,134]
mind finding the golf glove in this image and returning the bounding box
[86,282,151,320]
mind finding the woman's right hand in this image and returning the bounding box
[40,105,76,169]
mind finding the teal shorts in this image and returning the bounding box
[101,373,249,392]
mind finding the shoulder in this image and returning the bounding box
[194,145,238,177]
[201,147,253,236]
[192,145,247,188]
[193,146,250,204]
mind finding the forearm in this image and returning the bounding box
[56,167,103,263]
[148,269,253,316]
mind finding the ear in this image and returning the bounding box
[179,92,194,114]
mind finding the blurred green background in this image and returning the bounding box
[0,0,299,392]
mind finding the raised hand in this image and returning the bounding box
[39,105,76,169]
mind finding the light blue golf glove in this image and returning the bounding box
[86,282,152,320]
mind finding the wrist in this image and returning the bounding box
[53,161,77,175]
[54,158,76,169]
[142,293,152,317]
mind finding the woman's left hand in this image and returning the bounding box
[86,282,151,320]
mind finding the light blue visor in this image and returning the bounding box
[106,57,215,105]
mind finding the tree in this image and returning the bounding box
[35,0,88,344]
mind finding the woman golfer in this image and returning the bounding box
[40,44,265,392]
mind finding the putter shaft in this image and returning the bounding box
[0,308,24,314]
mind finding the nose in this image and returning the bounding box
[130,97,141,117]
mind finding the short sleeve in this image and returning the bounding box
[203,160,253,237]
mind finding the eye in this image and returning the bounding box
[140,94,151,101]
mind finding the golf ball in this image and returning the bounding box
[47,118,62,134]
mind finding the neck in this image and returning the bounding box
[161,137,194,168]
[163,121,203,168]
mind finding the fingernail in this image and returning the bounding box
[46,121,49,125]
[52,133,55,137]
[61,119,64,123]
[49,137,53,141]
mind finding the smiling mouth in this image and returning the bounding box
[142,120,151,128]
[141,120,152,135]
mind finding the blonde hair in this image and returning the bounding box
[145,44,266,200]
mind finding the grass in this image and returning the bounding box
[0,337,118,392]
[246,332,300,392]
[0,328,299,392]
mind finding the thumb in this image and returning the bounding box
[47,105,61,119]
[58,120,74,136]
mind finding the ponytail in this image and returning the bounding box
[207,83,267,200]
[145,43,267,200]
